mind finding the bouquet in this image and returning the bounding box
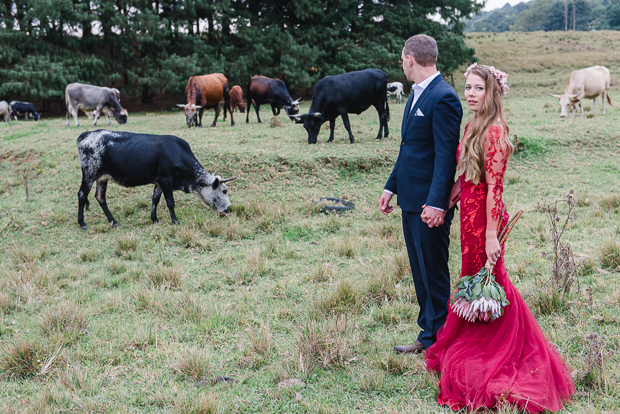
[451,210,523,323]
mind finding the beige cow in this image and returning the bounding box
[0,100,12,126]
[549,66,612,118]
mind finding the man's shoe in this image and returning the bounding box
[394,340,425,354]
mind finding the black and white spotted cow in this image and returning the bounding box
[386,82,405,104]
[9,101,41,121]
[76,130,235,230]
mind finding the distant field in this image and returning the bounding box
[0,31,619,413]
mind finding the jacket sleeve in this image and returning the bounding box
[426,92,462,209]
[384,152,400,194]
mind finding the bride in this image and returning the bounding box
[424,63,576,413]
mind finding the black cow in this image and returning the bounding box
[77,130,235,230]
[245,76,302,123]
[10,101,41,121]
[293,69,389,144]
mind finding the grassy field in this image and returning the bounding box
[1,31,619,413]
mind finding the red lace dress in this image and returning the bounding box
[425,125,575,413]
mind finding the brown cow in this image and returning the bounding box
[177,73,233,128]
[229,85,246,113]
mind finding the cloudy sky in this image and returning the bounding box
[482,0,529,11]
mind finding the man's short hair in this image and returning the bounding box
[404,34,438,67]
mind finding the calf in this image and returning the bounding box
[76,130,235,230]
[229,85,246,113]
[292,69,389,144]
[0,101,12,125]
[386,82,405,104]
[177,74,233,128]
[246,76,301,123]
[549,66,612,117]
[9,101,41,121]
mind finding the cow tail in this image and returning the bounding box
[223,84,232,113]
[607,91,613,107]
[385,95,390,123]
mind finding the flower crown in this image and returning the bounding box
[464,63,509,96]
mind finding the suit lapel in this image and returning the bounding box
[404,74,444,136]
[401,93,415,138]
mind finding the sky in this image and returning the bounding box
[482,0,529,11]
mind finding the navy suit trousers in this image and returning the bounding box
[401,208,454,349]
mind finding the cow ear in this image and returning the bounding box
[569,95,581,103]
[212,177,220,190]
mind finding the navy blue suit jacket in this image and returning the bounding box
[385,74,462,213]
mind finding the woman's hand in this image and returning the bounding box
[485,231,501,266]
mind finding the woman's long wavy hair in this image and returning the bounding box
[459,65,513,185]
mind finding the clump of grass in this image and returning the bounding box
[358,370,385,392]
[105,258,126,275]
[579,256,597,277]
[600,194,620,211]
[583,333,615,393]
[162,292,205,322]
[362,265,401,305]
[314,279,360,315]
[171,348,213,382]
[122,204,136,217]
[391,250,410,282]
[373,352,411,375]
[78,248,99,262]
[296,316,353,373]
[575,192,592,207]
[599,238,620,270]
[310,262,337,283]
[0,292,17,314]
[147,265,185,289]
[246,323,272,358]
[176,226,212,251]
[0,339,47,379]
[39,301,88,336]
[526,285,567,316]
[115,233,139,259]
[9,244,41,265]
[270,115,282,127]
[173,393,218,414]
[324,215,343,233]
[372,302,417,325]
[245,248,267,275]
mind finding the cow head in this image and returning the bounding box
[177,104,202,127]
[113,108,128,125]
[285,98,303,118]
[195,172,236,214]
[292,112,324,144]
[238,102,247,113]
[548,93,580,118]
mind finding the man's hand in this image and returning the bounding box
[379,191,394,216]
[420,204,446,228]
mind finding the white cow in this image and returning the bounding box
[387,82,405,104]
[65,83,128,127]
[0,101,12,126]
[549,66,612,118]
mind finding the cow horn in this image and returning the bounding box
[220,177,237,183]
[176,104,186,108]
[314,112,321,117]
[547,94,562,99]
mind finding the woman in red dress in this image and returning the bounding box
[425,64,576,413]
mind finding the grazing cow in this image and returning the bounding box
[85,87,122,121]
[0,101,12,125]
[549,66,612,118]
[65,83,128,126]
[76,130,235,230]
[177,73,233,128]
[386,82,406,104]
[9,101,41,121]
[245,76,301,123]
[292,69,389,144]
[229,85,246,113]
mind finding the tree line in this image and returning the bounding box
[466,0,620,33]
[0,0,482,105]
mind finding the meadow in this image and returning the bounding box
[0,31,619,413]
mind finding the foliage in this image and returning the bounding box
[0,0,482,102]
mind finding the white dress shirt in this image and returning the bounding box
[385,71,444,212]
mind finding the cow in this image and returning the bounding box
[386,82,405,104]
[76,130,235,230]
[177,73,233,128]
[9,101,41,121]
[549,66,613,118]
[65,83,128,126]
[245,76,301,123]
[229,85,246,113]
[0,101,12,126]
[292,69,389,144]
[85,88,122,121]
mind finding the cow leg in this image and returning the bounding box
[95,179,119,227]
[77,177,93,230]
[198,107,205,127]
[162,188,179,224]
[340,113,355,144]
[327,119,336,143]
[211,105,220,127]
[105,112,111,125]
[579,102,584,116]
[92,107,102,126]
[228,106,235,127]
[151,185,162,223]
[375,102,389,140]
[25,113,28,121]
[254,103,262,123]
[222,103,227,120]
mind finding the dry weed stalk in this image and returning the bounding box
[583,333,615,393]
[538,190,580,295]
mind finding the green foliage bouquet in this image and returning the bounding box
[451,264,509,322]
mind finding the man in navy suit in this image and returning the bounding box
[379,34,462,353]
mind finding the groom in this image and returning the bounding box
[379,34,462,353]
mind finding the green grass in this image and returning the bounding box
[0,31,619,412]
